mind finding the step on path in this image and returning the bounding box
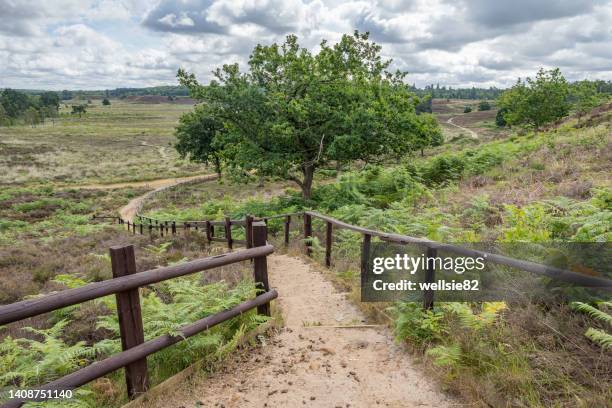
[130,254,459,408]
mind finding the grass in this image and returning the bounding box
[0,100,206,186]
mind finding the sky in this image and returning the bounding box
[1,0,612,90]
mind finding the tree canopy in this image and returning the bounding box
[177,32,438,199]
[498,68,570,130]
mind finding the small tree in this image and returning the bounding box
[102,98,111,106]
[24,107,40,127]
[413,113,444,156]
[498,68,570,130]
[478,101,491,111]
[463,106,472,113]
[495,107,508,127]
[571,80,600,123]
[71,104,87,118]
[0,104,8,126]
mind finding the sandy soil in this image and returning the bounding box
[130,255,460,408]
[116,174,218,221]
[446,116,478,139]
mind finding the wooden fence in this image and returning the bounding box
[96,210,612,311]
[0,222,274,407]
[3,205,610,405]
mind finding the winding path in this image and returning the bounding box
[115,178,459,408]
[117,174,218,221]
[128,255,457,408]
[446,116,478,139]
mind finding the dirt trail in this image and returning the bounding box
[132,255,458,408]
[447,116,478,139]
[117,174,218,221]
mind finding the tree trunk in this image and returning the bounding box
[300,165,315,200]
[213,155,222,178]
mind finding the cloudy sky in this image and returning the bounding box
[1,0,611,90]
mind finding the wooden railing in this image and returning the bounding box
[96,209,612,311]
[0,222,274,407]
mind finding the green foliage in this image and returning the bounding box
[101,98,111,106]
[478,101,491,111]
[570,80,601,120]
[71,105,87,117]
[463,105,472,113]
[498,68,570,130]
[571,301,612,350]
[1,89,31,118]
[97,276,264,381]
[425,344,462,367]
[389,303,446,346]
[177,31,438,199]
[495,107,508,127]
[175,104,224,176]
[0,320,108,405]
[571,302,612,325]
[584,328,612,350]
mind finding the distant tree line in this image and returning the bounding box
[411,84,504,100]
[0,89,60,127]
[15,86,191,101]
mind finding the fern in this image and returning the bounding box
[426,344,462,367]
[571,302,612,325]
[584,328,612,350]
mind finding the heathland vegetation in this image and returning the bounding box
[1,31,611,407]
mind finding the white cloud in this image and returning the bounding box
[0,0,611,89]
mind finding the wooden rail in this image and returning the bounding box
[0,222,275,407]
[97,209,612,300]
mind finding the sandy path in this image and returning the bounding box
[117,174,218,221]
[447,116,478,139]
[132,255,458,408]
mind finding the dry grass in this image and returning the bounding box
[0,100,206,186]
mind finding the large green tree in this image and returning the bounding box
[177,32,432,199]
[498,68,570,130]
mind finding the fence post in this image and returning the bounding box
[148,224,152,239]
[423,247,437,310]
[205,221,212,243]
[304,213,312,256]
[184,222,189,237]
[225,217,233,249]
[252,221,270,316]
[139,223,143,235]
[325,221,333,267]
[109,245,148,398]
[171,221,176,236]
[360,234,371,294]
[284,215,291,245]
[245,215,254,248]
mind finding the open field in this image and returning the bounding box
[0,100,206,186]
[433,98,510,141]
